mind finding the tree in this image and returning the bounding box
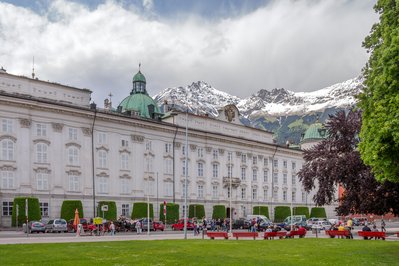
[298,110,399,216]
[359,0,399,183]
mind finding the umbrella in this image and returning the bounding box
[73,208,80,231]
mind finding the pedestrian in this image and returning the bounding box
[135,220,142,235]
[109,221,115,236]
[381,219,386,232]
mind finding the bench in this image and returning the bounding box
[286,230,306,238]
[325,230,350,238]
[396,232,399,238]
[264,231,287,240]
[232,232,258,240]
[358,231,386,240]
[206,232,228,240]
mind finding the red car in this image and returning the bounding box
[171,219,194,231]
[67,218,90,232]
[153,221,165,231]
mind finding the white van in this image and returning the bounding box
[246,215,272,224]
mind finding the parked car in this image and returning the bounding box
[24,221,46,233]
[307,217,327,227]
[67,218,90,232]
[171,219,194,230]
[232,218,251,230]
[257,220,274,231]
[138,218,154,231]
[278,215,310,231]
[153,221,165,231]
[45,219,68,233]
[311,220,332,230]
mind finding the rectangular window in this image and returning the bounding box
[241,187,246,199]
[36,123,47,137]
[1,140,14,161]
[98,132,107,144]
[1,171,14,189]
[273,159,278,168]
[198,185,204,198]
[302,192,306,202]
[121,153,129,170]
[252,169,257,181]
[212,164,218,178]
[98,150,107,168]
[40,202,49,217]
[227,152,233,162]
[37,173,48,190]
[241,154,246,163]
[252,156,257,165]
[283,160,288,169]
[36,143,48,163]
[263,157,268,166]
[1,119,13,133]
[292,162,296,170]
[121,139,129,147]
[283,191,287,201]
[165,182,173,197]
[292,174,296,186]
[67,147,79,166]
[68,175,79,192]
[252,188,257,200]
[241,167,246,181]
[197,162,204,177]
[182,160,187,176]
[122,204,130,216]
[212,185,218,198]
[197,148,204,158]
[164,158,172,174]
[273,172,278,184]
[68,128,78,141]
[227,165,232,178]
[283,173,287,185]
[212,149,218,160]
[292,191,296,203]
[120,178,130,194]
[263,189,268,200]
[263,170,268,182]
[165,143,172,153]
[273,189,278,200]
[98,176,108,194]
[2,201,13,216]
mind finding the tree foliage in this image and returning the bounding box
[298,110,399,216]
[359,0,399,183]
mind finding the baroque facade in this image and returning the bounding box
[0,67,330,227]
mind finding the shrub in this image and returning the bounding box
[252,206,269,218]
[159,203,179,224]
[293,206,309,218]
[310,207,327,218]
[189,204,205,219]
[11,197,41,227]
[212,205,226,219]
[274,206,291,222]
[97,201,117,221]
[132,202,153,219]
[60,200,84,221]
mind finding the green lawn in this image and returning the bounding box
[1,238,399,265]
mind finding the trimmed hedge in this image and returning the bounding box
[293,206,309,218]
[274,206,291,222]
[97,201,117,221]
[310,207,327,218]
[159,203,179,224]
[132,202,154,219]
[189,204,205,219]
[11,197,41,227]
[253,206,269,218]
[212,205,226,219]
[61,200,84,221]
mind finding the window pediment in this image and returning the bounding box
[0,135,16,142]
[66,142,81,148]
[33,139,50,145]
[96,146,109,152]
[0,165,16,171]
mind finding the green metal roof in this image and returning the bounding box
[302,122,327,142]
[118,93,160,119]
[133,71,146,83]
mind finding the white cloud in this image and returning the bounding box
[142,0,154,12]
[0,0,377,106]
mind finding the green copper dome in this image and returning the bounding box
[133,71,146,83]
[301,122,327,142]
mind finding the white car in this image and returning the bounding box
[311,220,332,230]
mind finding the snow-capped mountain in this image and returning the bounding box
[155,77,363,118]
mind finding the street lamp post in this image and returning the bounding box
[229,176,232,234]
[147,178,150,236]
[184,110,188,240]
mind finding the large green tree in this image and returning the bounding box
[359,0,399,182]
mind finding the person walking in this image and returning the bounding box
[135,220,142,235]
[381,219,386,232]
[109,221,115,236]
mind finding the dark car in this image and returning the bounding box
[257,221,274,231]
[232,218,251,230]
[24,221,46,233]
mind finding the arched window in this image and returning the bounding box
[1,139,14,161]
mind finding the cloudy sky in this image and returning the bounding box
[0,0,377,105]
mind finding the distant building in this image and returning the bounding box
[0,67,331,227]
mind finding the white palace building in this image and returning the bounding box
[0,66,331,227]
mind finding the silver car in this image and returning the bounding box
[45,219,68,233]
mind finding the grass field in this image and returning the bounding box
[1,238,399,265]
